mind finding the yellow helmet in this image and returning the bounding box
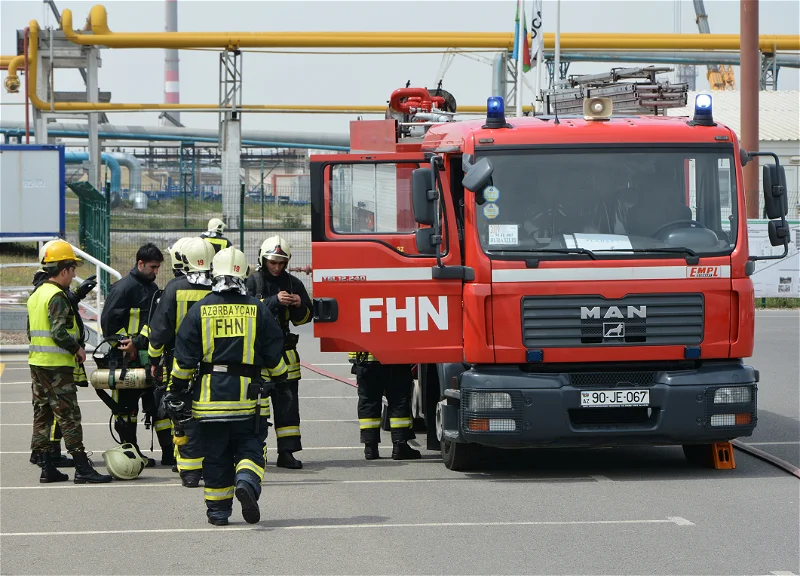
[168,237,192,272]
[207,217,226,234]
[259,235,291,263]
[181,237,216,273]
[102,443,148,480]
[38,240,59,263]
[41,240,81,266]
[212,247,249,280]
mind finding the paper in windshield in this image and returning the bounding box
[564,234,633,251]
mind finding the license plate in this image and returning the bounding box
[580,389,649,407]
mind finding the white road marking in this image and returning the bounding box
[310,363,353,366]
[0,516,694,536]
[0,419,359,426]
[769,571,799,575]
[0,446,367,455]
[743,441,800,446]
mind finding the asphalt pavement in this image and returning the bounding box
[0,313,797,575]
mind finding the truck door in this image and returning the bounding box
[310,154,464,364]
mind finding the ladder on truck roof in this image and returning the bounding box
[543,66,689,117]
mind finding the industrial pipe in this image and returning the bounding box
[0,55,15,69]
[107,151,142,190]
[61,5,799,51]
[64,151,122,193]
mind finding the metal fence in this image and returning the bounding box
[66,182,313,295]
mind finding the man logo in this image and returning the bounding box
[603,322,625,338]
[581,306,646,320]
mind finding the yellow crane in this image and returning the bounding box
[693,0,736,90]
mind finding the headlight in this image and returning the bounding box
[713,387,752,404]
[468,392,513,411]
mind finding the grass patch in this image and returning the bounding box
[0,243,38,288]
[759,297,800,309]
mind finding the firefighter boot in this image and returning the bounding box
[235,480,261,524]
[156,429,176,467]
[364,443,380,460]
[181,470,202,488]
[49,442,74,467]
[39,452,69,483]
[391,441,421,460]
[276,451,302,470]
[29,450,39,465]
[72,451,113,484]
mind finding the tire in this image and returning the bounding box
[682,443,713,468]
[441,437,478,471]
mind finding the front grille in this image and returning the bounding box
[461,389,524,434]
[522,294,704,348]
[570,371,656,388]
[569,407,657,429]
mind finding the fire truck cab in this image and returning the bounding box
[309,85,791,470]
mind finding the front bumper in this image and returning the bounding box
[441,361,758,448]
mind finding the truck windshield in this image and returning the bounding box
[475,147,738,258]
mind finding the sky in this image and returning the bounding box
[1,0,798,139]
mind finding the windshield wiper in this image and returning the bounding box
[596,247,699,264]
[528,248,598,260]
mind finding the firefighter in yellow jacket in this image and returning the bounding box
[168,247,287,526]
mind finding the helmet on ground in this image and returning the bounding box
[168,237,192,272]
[181,237,215,273]
[259,235,291,263]
[102,443,148,480]
[41,240,81,270]
[212,247,249,280]
[207,218,226,234]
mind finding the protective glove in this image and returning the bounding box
[75,275,98,301]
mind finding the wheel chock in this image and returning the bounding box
[712,441,736,469]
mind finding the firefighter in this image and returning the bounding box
[245,235,312,470]
[166,236,192,278]
[167,247,287,526]
[27,240,112,484]
[29,240,97,468]
[99,242,172,467]
[349,353,421,461]
[200,218,232,254]
[148,237,216,487]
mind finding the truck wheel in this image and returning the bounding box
[682,444,713,467]
[441,437,478,471]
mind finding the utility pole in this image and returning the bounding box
[741,0,759,218]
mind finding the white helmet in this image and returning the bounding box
[207,217,226,234]
[39,239,60,263]
[102,443,148,480]
[212,247,249,280]
[259,235,291,263]
[168,237,192,272]
[181,237,216,273]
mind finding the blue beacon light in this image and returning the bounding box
[692,94,715,126]
[485,96,509,129]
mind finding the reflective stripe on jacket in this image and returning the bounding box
[27,283,78,368]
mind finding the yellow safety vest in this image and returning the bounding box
[349,352,377,363]
[27,283,79,368]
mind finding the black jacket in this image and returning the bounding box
[244,270,312,336]
[100,266,160,350]
[199,232,232,254]
[170,291,287,421]
[147,274,211,363]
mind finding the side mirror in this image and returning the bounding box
[768,219,790,247]
[763,164,788,219]
[462,157,494,205]
[411,167,435,225]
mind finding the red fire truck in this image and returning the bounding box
[309,83,791,470]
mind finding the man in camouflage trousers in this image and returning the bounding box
[27,240,112,484]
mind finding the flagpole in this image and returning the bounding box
[515,12,524,118]
[554,0,561,88]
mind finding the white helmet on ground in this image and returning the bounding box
[207,218,226,234]
[212,247,249,280]
[259,235,291,263]
[102,443,148,480]
[180,237,216,273]
[168,237,192,272]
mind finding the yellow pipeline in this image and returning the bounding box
[4,55,28,92]
[16,20,533,113]
[63,5,800,51]
[1,55,17,69]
